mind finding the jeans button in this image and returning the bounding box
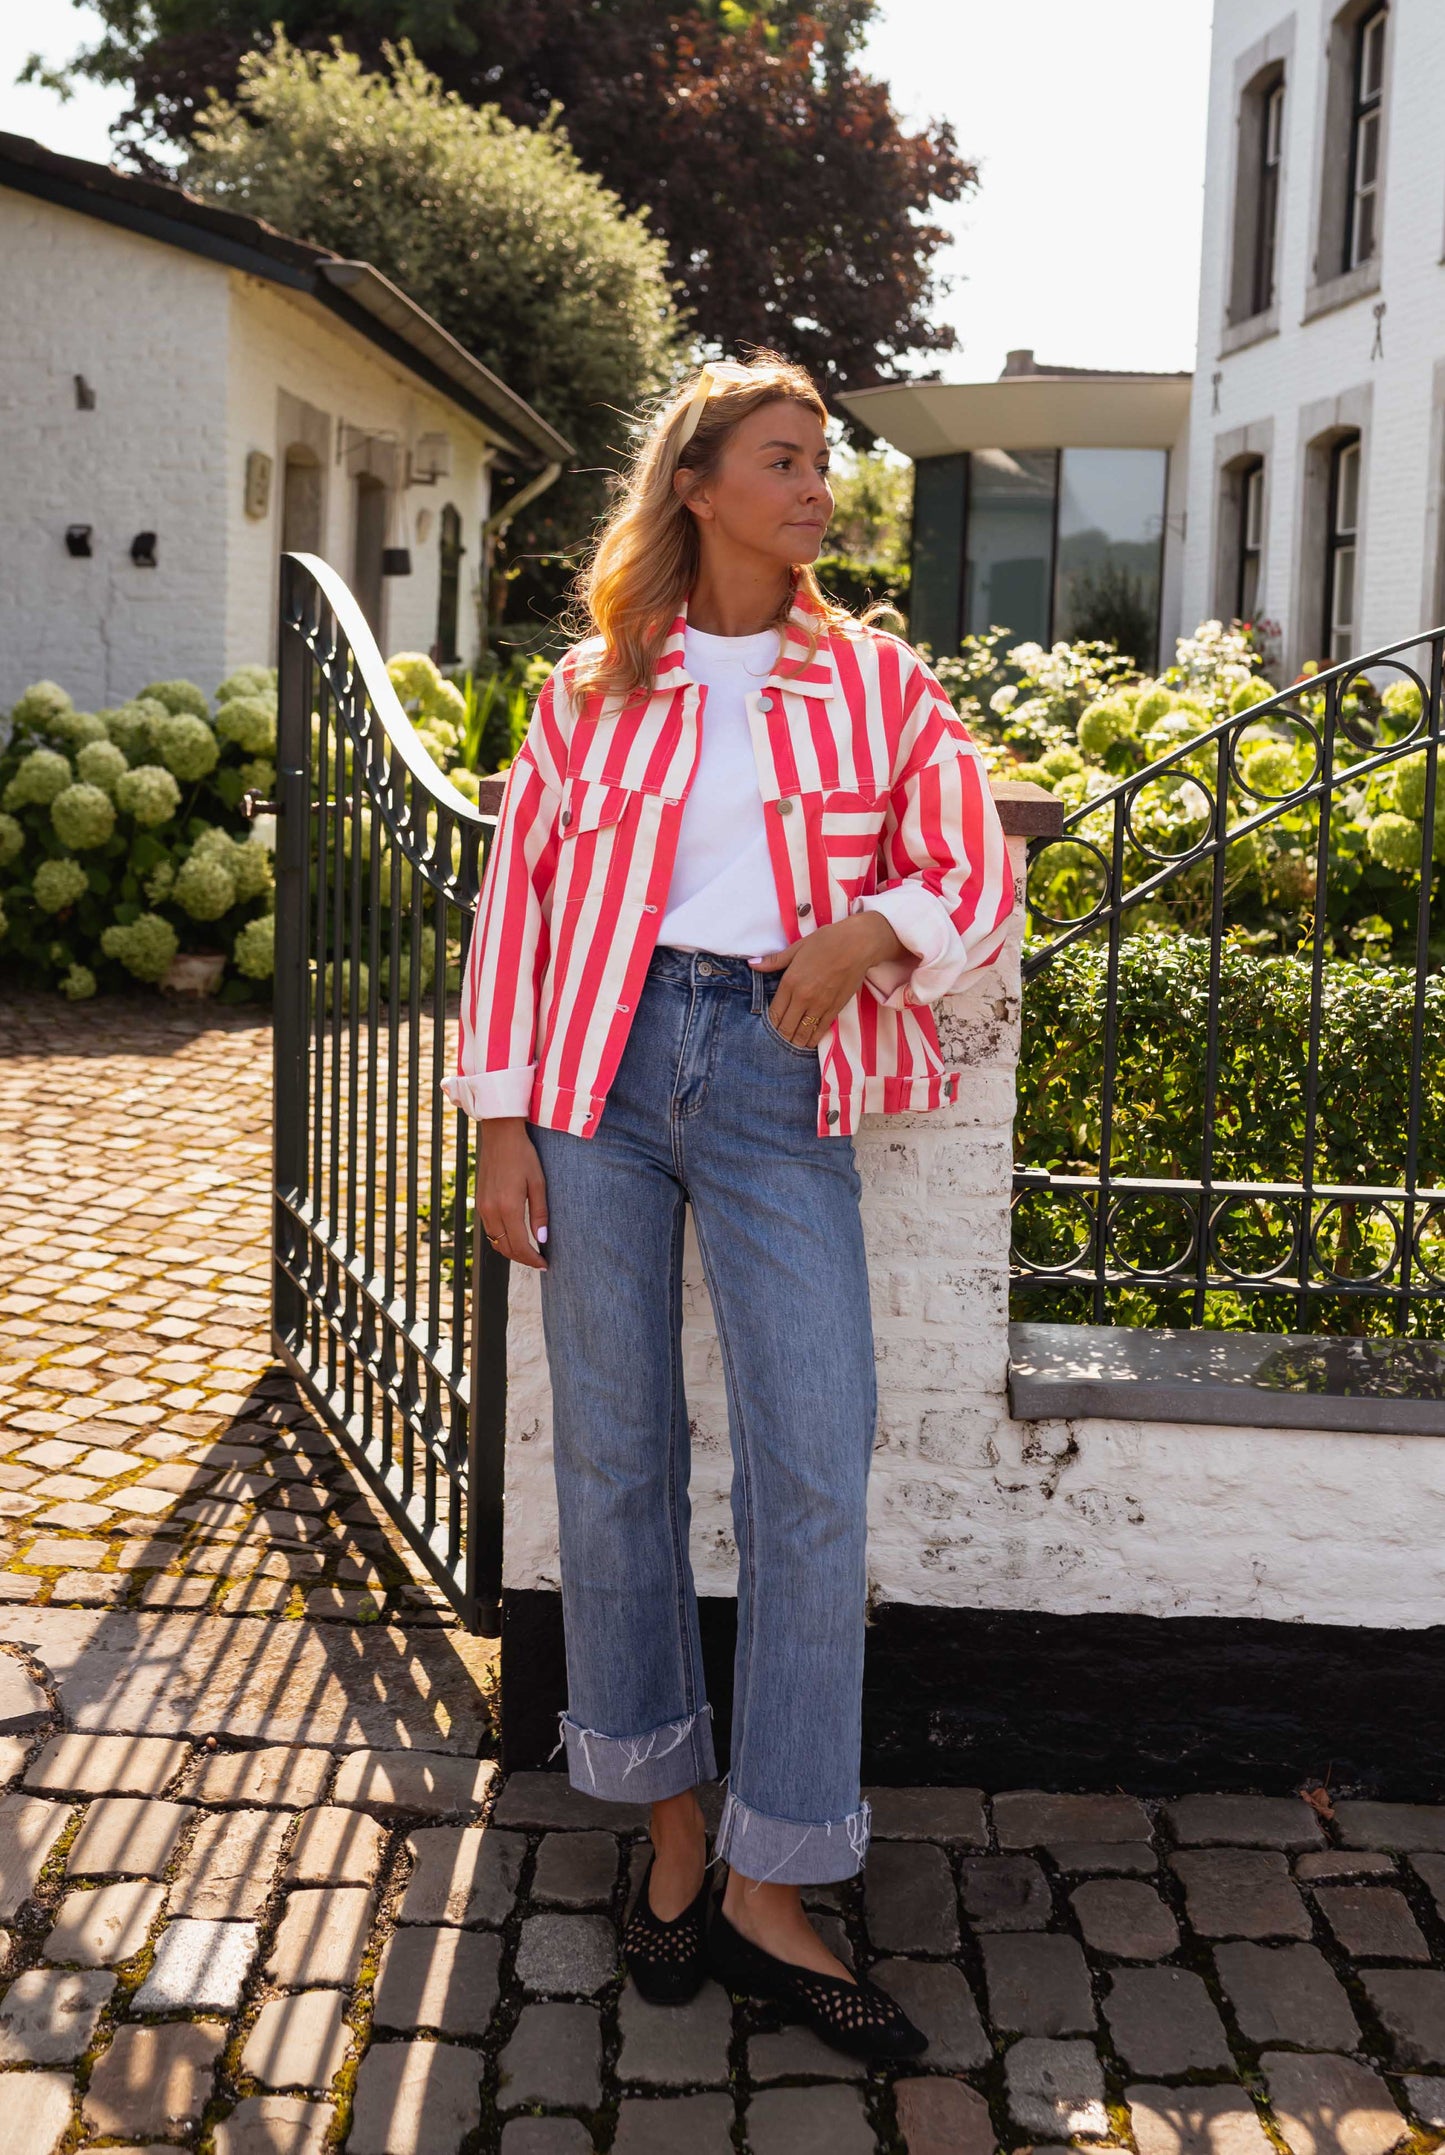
[698,960,713,976]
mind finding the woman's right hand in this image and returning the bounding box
[477,1118,549,1270]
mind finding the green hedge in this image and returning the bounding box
[1015,931,1445,1334]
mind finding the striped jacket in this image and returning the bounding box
[444,592,1015,1141]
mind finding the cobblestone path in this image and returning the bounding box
[4,995,1445,2155]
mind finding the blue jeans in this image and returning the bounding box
[530,945,878,1884]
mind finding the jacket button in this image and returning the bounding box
[797,901,812,919]
[776,799,793,815]
[826,1110,840,1125]
[560,808,572,827]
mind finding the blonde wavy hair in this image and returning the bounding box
[567,350,855,703]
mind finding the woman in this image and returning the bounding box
[445,353,1014,2059]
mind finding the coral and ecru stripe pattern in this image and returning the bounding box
[443,592,1015,1140]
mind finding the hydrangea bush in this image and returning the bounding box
[0,671,279,999]
[939,621,1441,960]
[0,645,531,1003]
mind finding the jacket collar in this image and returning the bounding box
[654,585,840,702]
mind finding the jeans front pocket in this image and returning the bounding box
[761,994,823,1059]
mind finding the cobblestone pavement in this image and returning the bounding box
[5,995,1445,2155]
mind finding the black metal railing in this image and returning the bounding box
[1013,626,1445,1335]
[271,552,505,1629]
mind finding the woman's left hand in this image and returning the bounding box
[749,912,908,1046]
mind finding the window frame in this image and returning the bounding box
[1236,457,1266,623]
[1253,77,1287,315]
[1345,5,1386,273]
[1324,434,1362,662]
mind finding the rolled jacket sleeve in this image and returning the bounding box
[849,654,1015,1010]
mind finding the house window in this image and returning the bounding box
[1345,7,1386,271]
[909,446,1168,665]
[1324,435,1361,660]
[1237,458,1265,621]
[1227,64,1286,326]
[1053,447,1168,671]
[963,449,1057,648]
[436,504,463,666]
[909,453,968,655]
[1254,80,1286,313]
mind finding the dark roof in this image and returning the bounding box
[0,130,571,468]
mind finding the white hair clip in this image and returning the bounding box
[673,360,753,456]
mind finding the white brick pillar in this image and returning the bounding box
[858,826,1026,1607]
[501,805,1040,1611]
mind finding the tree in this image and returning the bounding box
[181,39,683,636]
[33,0,974,401]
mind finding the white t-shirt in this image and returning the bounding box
[656,623,789,957]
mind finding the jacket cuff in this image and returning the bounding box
[440,1064,537,1119]
[851,885,958,1008]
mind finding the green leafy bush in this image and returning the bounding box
[939,619,1441,961]
[2,636,503,1002]
[0,667,278,999]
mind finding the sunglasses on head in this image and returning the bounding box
[672,361,755,454]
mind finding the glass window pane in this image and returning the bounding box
[908,453,967,657]
[962,449,1056,645]
[1362,10,1386,99]
[1357,108,1380,188]
[1265,82,1285,162]
[1336,441,1360,534]
[1244,463,1264,550]
[1331,542,1356,659]
[1054,447,1168,669]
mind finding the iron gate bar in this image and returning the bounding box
[1015,622,1445,1334]
[272,550,505,1630]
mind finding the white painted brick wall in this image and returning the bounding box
[0,190,231,708]
[0,188,499,710]
[1181,0,1445,666]
[502,828,1445,1635]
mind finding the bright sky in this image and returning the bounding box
[861,0,1214,381]
[2,0,1214,383]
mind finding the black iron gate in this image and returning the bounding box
[267,551,507,1631]
[1012,625,1445,1334]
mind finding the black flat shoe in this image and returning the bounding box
[620,1850,711,2004]
[705,1884,928,2060]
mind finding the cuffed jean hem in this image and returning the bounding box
[549,1703,718,1804]
[713,1784,873,1886]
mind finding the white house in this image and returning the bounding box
[0,131,569,711]
[1181,0,1445,675]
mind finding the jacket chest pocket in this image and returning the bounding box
[815,786,889,897]
[555,777,630,907]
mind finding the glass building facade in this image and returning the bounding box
[910,445,1169,668]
